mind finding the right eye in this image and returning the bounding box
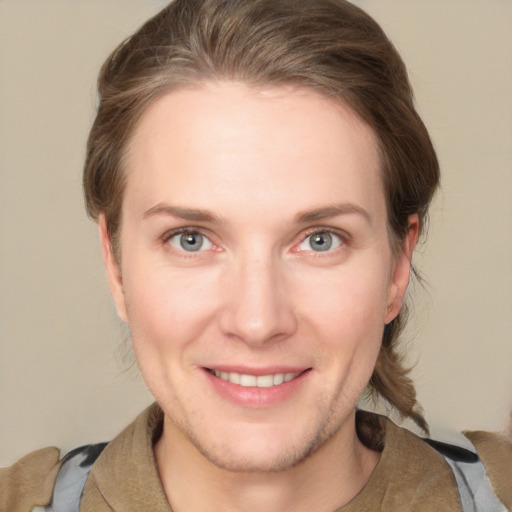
[167,231,213,252]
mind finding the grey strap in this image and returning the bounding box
[430,435,508,512]
[32,443,107,512]
[443,455,507,512]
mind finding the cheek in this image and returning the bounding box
[295,262,391,338]
[121,260,221,351]
[293,260,390,389]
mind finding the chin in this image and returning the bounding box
[195,437,320,473]
[182,412,344,474]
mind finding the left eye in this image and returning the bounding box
[168,231,213,252]
[298,231,343,252]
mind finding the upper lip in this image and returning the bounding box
[203,366,311,376]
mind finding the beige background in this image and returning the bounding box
[1,0,511,465]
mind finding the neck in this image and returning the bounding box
[154,412,380,512]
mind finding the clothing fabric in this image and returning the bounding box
[28,431,507,512]
[1,403,511,512]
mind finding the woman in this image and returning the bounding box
[1,1,511,511]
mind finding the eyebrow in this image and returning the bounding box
[143,204,222,223]
[143,202,371,225]
[295,203,371,225]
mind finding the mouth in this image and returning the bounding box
[205,368,308,388]
[205,368,311,388]
[203,367,312,408]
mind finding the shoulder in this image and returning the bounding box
[355,411,463,509]
[356,411,510,511]
[465,429,512,508]
[0,406,159,512]
[0,443,108,512]
[0,447,61,512]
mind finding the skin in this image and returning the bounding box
[100,82,418,512]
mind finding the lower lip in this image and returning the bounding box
[202,369,311,408]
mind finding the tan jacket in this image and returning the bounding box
[1,404,511,511]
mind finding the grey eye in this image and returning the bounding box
[298,231,343,252]
[310,232,333,251]
[169,232,212,252]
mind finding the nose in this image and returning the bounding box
[218,250,297,346]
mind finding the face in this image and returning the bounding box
[101,82,416,472]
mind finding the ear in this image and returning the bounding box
[99,215,128,322]
[385,214,419,324]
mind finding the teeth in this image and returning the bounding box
[256,375,274,388]
[273,373,284,385]
[228,372,240,385]
[240,374,257,387]
[212,370,299,387]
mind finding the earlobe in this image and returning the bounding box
[385,214,419,324]
[99,215,128,322]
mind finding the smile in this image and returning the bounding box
[208,370,301,388]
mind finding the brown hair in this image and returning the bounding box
[84,0,439,432]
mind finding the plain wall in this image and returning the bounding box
[1,0,511,465]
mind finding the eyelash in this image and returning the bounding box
[161,227,348,255]
[162,228,216,252]
[295,228,348,254]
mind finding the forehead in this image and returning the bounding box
[123,82,385,223]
